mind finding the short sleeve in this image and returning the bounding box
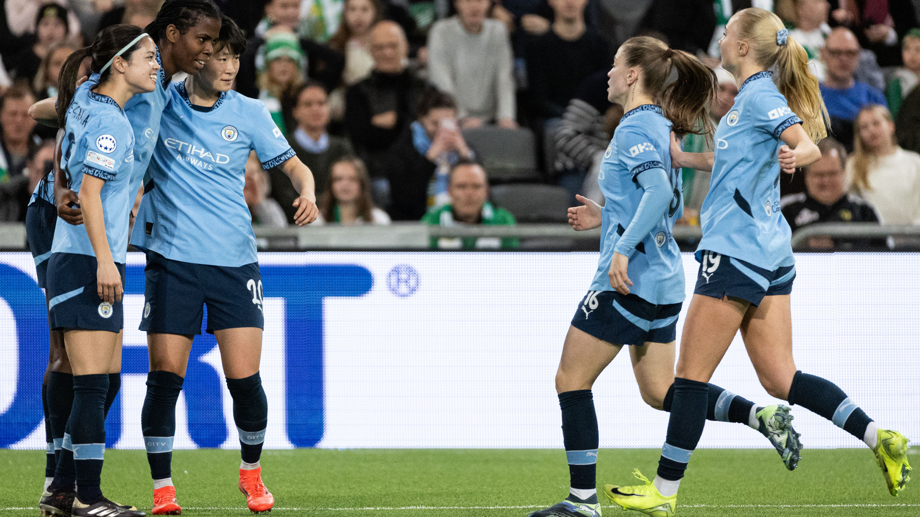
[250,101,296,169]
[614,127,665,183]
[80,118,132,182]
[754,91,802,139]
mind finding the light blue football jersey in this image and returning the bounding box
[87,48,168,182]
[28,172,54,205]
[131,82,296,266]
[697,71,802,270]
[589,105,685,305]
[51,90,137,263]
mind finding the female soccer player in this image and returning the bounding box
[606,9,911,517]
[40,24,159,517]
[528,35,801,517]
[131,17,317,515]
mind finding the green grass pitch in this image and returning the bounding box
[1,448,917,516]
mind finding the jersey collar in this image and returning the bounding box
[88,91,120,109]
[177,80,227,112]
[621,104,663,122]
[739,71,773,94]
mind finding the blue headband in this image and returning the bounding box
[99,33,149,75]
[776,28,789,46]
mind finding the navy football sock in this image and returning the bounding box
[104,373,121,417]
[226,373,268,465]
[69,374,108,504]
[558,390,599,503]
[142,371,184,481]
[657,378,708,481]
[787,371,873,441]
[42,383,55,479]
[47,372,74,468]
[663,382,756,425]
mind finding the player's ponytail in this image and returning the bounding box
[146,0,221,42]
[733,7,829,142]
[662,49,718,140]
[619,36,717,141]
[57,24,147,128]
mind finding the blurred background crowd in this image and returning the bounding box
[1,0,919,251]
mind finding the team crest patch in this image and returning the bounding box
[655,231,667,248]
[726,110,740,126]
[143,302,151,319]
[221,125,239,142]
[98,302,113,319]
[95,135,117,153]
[604,145,612,159]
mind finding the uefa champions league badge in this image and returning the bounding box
[96,135,117,153]
[726,110,740,126]
[98,302,114,319]
[221,125,239,142]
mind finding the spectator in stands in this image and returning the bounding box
[245,152,289,228]
[886,29,920,119]
[427,0,517,129]
[640,0,715,56]
[97,0,161,32]
[828,0,917,67]
[315,156,391,224]
[525,0,608,120]
[422,159,518,249]
[0,137,52,221]
[0,84,39,182]
[8,3,70,82]
[238,1,346,98]
[781,137,883,250]
[553,69,612,199]
[31,40,75,139]
[258,31,307,133]
[277,81,353,223]
[895,82,920,153]
[377,86,474,221]
[345,20,427,204]
[820,27,886,150]
[789,0,832,81]
[847,104,920,225]
[4,0,80,41]
[325,0,380,124]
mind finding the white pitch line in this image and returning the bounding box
[5,504,920,512]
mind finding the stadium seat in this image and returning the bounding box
[462,126,542,183]
[491,184,571,224]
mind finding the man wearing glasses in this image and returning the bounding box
[819,27,887,150]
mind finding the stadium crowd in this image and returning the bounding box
[1,0,919,250]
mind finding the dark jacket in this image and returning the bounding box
[781,191,884,250]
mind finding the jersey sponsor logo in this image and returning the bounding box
[95,135,117,153]
[98,302,113,319]
[629,142,655,157]
[581,290,600,319]
[165,138,230,171]
[655,231,667,248]
[221,125,239,142]
[272,127,282,138]
[716,139,729,149]
[768,107,792,120]
[726,110,740,126]
[701,251,721,283]
[86,150,115,170]
[125,152,134,163]
[144,128,155,140]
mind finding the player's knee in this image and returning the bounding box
[554,368,592,394]
[759,373,792,400]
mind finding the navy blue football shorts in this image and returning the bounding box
[140,251,264,335]
[570,290,682,346]
[47,252,126,333]
[25,197,57,289]
[694,250,796,306]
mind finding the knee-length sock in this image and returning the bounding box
[787,371,875,447]
[141,371,184,485]
[559,390,599,504]
[656,378,708,495]
[664,382,758,428]
[69,374,109,504]
[226,373,268,468]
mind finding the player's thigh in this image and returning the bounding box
[107,330,123,374]
[675,294,747,382]
[630,341,675,410]
[740,294,797,400]
[214,327,263,379]
[64,330,119,375]
[48,329,71,374]
[147,332,195,377]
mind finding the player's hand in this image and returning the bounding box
[778,144,796,174]
[608,252,633,295]
[56,188,83,225]
[669,132,685,169]
[292,196,318,226]
[521,14,550,34]
[567,194,602,231]
[97,260,123,303]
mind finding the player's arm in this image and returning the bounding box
[29,97,59,128]
[278,155,318,226]
[80,174,122,303]
[778,123,820,173]
[52,129,83,225]
[670,131,713,171]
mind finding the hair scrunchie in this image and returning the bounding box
[776,28,789,46]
